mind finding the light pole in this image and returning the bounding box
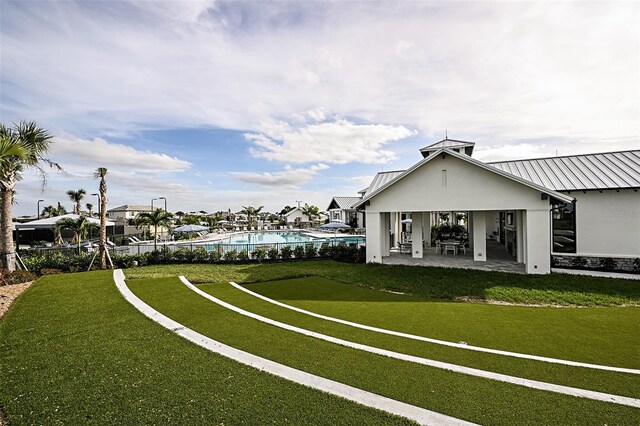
[151,198,157,212]
[37,199,44,218]
[159,196,167,212]
[91,193,101,215]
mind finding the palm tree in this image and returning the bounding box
[66,188,86,215]
[55,202,67,216]
[134,208,174,250]
[0,138,26,160]
[174,211,185,225]
[86,203,94,217]
[0,121,59,271]
[42,205,55,218]
[300,204,320,225]
[93,168,108,269]
[55,216,95,254]
[241,205,263,227]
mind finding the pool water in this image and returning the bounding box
[217,231,318,245]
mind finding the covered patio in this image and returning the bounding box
[384,239,525,273]
[356,147,574,274]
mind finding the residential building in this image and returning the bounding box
[356,139,639,274]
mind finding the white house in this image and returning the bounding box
[356,139,639,274]
[283,208,327,226]
[107,205,153,224]
[326,196,365,228]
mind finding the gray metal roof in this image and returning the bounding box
[419,138,476,151]
[487,150,640,191]
[364,171,405,196]
[328,196,362,210]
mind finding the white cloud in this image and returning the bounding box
[231,163,329,187]
[245,119,416,164]
[1,1,636,148]
[49,136,191,172]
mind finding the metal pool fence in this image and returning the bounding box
[126,237,366,258]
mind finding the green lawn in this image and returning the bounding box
[0,271,413,425]
[198,278,640,399]
[127,276,640,425]
[237,277,640,369]
[124,261,640,306]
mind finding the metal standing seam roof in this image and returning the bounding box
[328,196,363,210]
[364,171,405,196]
[487,150,640,191]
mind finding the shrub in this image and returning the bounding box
[318,244,331,258]
[293,245,305,259]
[280,246,293,260]
[267,247,279,261]
[208,250,222,263]
[599,257,618,271]
[223,250,238,262]
[570,256,588,268]
[252,248,267,262]
[305,244,317,259]
[238,250,249,262]
[192,248,209,263]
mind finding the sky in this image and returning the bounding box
[1,0,638,217]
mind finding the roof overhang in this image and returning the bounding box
[355,148,574,208]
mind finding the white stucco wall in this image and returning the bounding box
[366,154,552,214]
[571,190,640,257]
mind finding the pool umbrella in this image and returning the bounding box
[319,222,352,230]
[401,218,412,224]
[173,224,208,233]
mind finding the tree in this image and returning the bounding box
[300,204,320,224]
[0,121,59,271]
[66,188,86,215]
[55,202,67,216]
[241,205,263,226]
[94,167,108,269]
[134,208,174,251]
[0,138,26,160]
[86,203,94,217]
[42,205,55,218]
[55,216,95,254]
[182,214,201,225]
[279,206,294,216]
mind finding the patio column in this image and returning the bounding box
[423,212,432,247]
[516,210,524,263]
[390,213,397,247]
[365,212,382,263]
[382,212,390,257]
[411,212,423,258]
[524,209,551,274]
[472,211,486,261]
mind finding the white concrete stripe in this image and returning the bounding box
[113,270,472,426]
[230,281,640,376]
[182,277,640,408]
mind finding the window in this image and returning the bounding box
[552,201,576,253]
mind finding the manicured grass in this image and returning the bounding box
[0,271,415,425]
[128,276,640,425]
[124,261,640,306]
[198,279,640,399]
[239,277,640,369]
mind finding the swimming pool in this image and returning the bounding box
[216,231,317,245]
[199,231,365,255]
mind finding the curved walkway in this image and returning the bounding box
[180,276,640,408]
[230,281,640,375]
[113,270,472,426]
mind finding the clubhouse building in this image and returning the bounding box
[355,139,639,274]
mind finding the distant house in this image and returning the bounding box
[107,205,153,224]
[283,208,326,227]
[326,196,365,228]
